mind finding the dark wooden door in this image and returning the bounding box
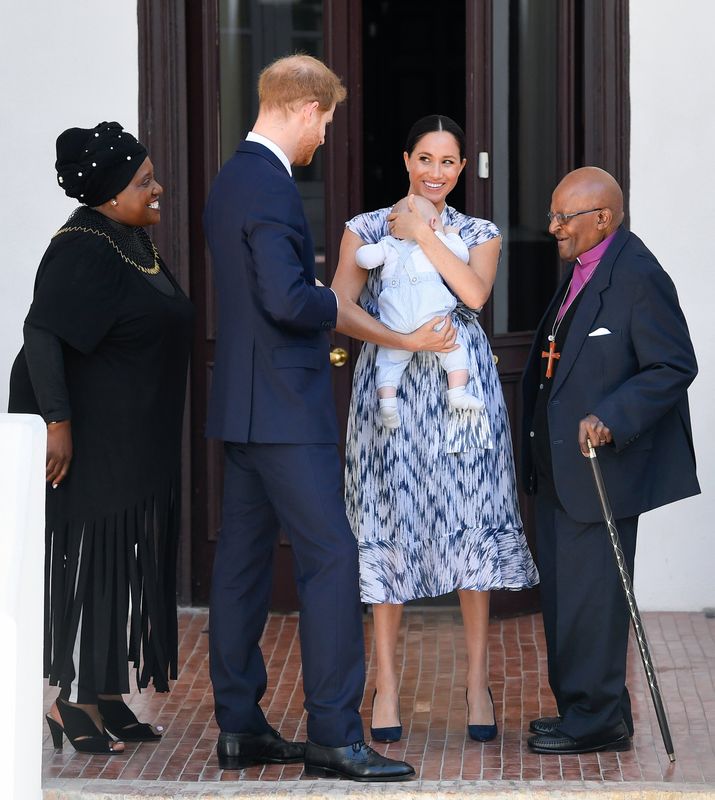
[177,0,628,610]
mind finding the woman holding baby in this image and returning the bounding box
[332,114,538,743]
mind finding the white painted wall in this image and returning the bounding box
[0,0,138,411]
[630,0,715,610]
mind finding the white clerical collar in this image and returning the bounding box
[246,131,292,176]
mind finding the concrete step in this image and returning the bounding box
[43,778,715,800]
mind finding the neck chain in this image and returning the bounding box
[53,221,161,275]
[548,260,599,343]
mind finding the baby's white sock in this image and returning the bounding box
[447,386,485,412]
[378,397,401,429]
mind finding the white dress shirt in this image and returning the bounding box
[246,131,292,176]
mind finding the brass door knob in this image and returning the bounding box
[492,354,499,365]
[330,346,349,367]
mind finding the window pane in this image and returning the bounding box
[491,0,560,334]
[292,1,321,32]
[219,2,253,166]
[219,0,327,279]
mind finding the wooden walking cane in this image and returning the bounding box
[586,438,676,762]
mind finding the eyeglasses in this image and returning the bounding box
[547,208,604,226]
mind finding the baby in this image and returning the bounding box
[356,195,484,430]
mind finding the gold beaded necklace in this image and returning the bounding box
[53,224,161,275]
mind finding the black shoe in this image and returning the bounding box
[304,740,415,782]
[529,715,634,738]
[217,728,305,769]
[370,689,402,743]
[527,721,631,755]
[97,697,162,742]
[529,715,562,735]
[467,687,498,742]
[46,698,123,755]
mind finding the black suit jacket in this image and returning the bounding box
[203,140,338,444]
[522,227,700,522]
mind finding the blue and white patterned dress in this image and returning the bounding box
[345,205,539,604]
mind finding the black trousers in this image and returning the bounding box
[535,492,637,738]
[209,442,365,747]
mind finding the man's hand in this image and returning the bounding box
[46,420,73,488]
[578,413,612,457]
[404,315,459,353]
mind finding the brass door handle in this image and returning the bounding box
[330,347,349,367]
[492,354,499,365]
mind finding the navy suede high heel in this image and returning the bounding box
[466,687,498,742]
[370,689,402,743]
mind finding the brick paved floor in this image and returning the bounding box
[42,608,715,787]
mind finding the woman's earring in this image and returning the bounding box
[110,199,118,207]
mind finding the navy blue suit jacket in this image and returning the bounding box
[522,227,700,523]
[204,140,339,444]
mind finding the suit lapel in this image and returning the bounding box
[550,228,630,396]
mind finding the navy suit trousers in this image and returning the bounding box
[209,442,365,747]
[535,493,637,738]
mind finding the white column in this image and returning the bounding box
[0,414,46,800]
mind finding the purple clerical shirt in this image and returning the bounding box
[556,230,618,322]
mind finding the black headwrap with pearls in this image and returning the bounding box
[55,121,148,207]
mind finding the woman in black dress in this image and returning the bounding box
[8,122,193,754]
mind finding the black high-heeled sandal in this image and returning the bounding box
[46,698,122,754]
[97,697,163,742]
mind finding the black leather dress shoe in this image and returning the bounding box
[529,715,562,735]
[527,721,631,755]
[217,728,305,769]
[529,715,634,737]
[304,740,415,781]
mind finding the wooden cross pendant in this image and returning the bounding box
[541,337,561,379]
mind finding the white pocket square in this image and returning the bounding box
[588,327,612,337]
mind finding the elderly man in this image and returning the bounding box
[522,167,699,754]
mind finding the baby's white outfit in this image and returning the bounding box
[356,232,484,428]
